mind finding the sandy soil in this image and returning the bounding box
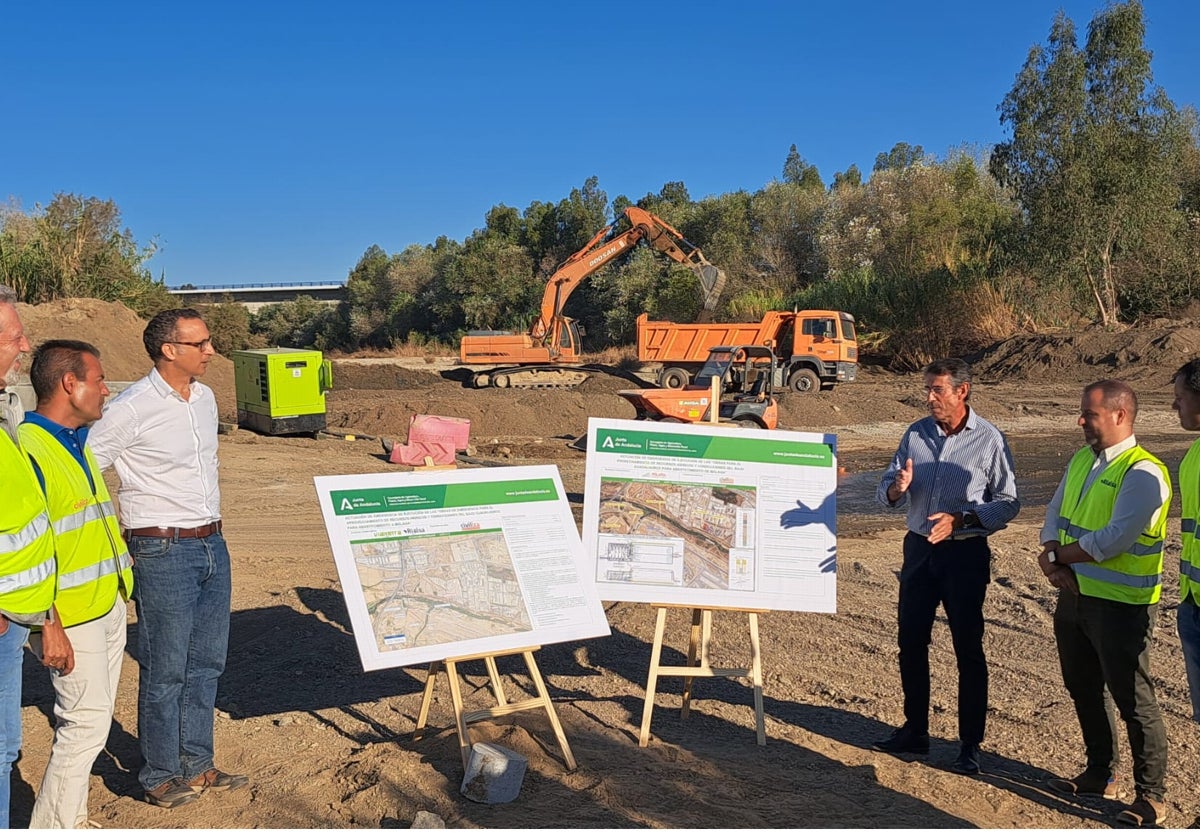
[11,302,1200,828]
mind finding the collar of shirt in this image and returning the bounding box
[933,406,979,439]
[1091,434,1138,466]
[23,411,95,492]
[149,366,204,402]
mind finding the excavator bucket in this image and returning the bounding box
[697,264,727,311]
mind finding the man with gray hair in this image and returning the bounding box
[0,285,57,828]
[873,357,1020,776]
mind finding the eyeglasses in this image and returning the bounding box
[172,338,213,350]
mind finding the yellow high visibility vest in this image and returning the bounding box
[1056,445,1169,605]
[0,431,57,621]
[1178,439,1200,605]
[19,424,132,626]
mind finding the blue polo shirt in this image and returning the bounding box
[22,411,96,494]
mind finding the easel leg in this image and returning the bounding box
[484,655,509,706]
[445,659,472,767]
[414,660,441,740]
[638,607,668,747]
[681,608,702,719]
[522,650,577,771]
[749,612,765,746]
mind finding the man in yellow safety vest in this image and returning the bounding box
[0,286,57,829]
[1038,380,1170,827]
[20,339,133,829]
[1170,359,1200,830]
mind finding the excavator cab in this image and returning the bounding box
[617,345,779,430]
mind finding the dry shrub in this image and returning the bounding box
[585,346,637,366]
[886,284,1018,370]
[390,337,456,358]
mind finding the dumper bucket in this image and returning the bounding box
[697,264,727,311]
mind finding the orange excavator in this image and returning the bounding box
[459,207,727,388]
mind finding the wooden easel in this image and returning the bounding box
[413,645,577,770]
[414,456,456,471]
[638,605,767,747]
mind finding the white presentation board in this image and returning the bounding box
[583,418,837,612]
[314,465,610,671]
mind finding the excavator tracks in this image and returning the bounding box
[471,366,592,389]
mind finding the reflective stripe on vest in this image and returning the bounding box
[52,499,118,536]
[0,510,52,554]
[1056,445,1169,605]
[1179,439,1200,602]
[0,431,57,618]
[18,423,132,626]
[0,551,55,595]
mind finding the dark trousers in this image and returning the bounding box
[898,531,991,745]
[1054,590,1167,799]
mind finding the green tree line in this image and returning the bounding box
[5,2,1198,367]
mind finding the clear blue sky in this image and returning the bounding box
[5,1,1198,289]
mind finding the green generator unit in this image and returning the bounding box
[232,348,333,435]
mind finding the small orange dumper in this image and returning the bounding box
[617,345,780,430]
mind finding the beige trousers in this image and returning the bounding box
[28,598,126,829]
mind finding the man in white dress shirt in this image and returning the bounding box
[90,309,247,810]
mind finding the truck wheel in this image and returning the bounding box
[659,367,690,389]
[789,368,819,394]
[735,418,761,429]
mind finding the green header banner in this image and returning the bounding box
[592,426,833,467]
[330,477,559,516]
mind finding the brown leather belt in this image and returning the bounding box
[123,520,222,541]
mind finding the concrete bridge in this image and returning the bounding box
[169,281,346,313]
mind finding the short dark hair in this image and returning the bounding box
[30,339,100,402]
[1175,359,1200,395]
[143,308,205,363]
[1084,379,1138,420]
[923,357,972,393]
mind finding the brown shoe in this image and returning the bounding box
[1117,795,1167,827]
[187,767,249,793]
[1047,771,1119,800]
[145,778,201,809]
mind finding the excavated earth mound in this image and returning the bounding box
[16,298,236,416]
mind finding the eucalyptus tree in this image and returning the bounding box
[991,1,1192,324]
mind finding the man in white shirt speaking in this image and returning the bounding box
[90,309,247,810]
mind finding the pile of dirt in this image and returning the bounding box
[16,298,236,417]
[971,322,1200,385]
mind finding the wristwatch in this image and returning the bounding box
[1047,549,1059,565]
[960,510,982,530]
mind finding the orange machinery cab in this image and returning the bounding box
[458,319,583,366]
[618,345,779,430]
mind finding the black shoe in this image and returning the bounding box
[950,743,981,776]
[872,726,930,755]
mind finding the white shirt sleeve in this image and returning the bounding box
[88,397,138,471]
[1077,460,1170,562]
[1040,470,1069,546]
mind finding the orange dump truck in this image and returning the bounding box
[636,309,858,393]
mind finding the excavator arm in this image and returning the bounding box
[529,206,727,340]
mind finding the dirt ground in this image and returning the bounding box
[12,302,1200,828]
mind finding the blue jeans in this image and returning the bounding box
[129,533,231,791]
[0,619,30,830]
[1179,597,1200,722]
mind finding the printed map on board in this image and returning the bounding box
[596,479,757,590]
[351,530,531,651]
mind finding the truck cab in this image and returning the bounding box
[777,310,858,393]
